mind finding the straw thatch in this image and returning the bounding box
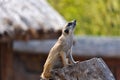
[0,0,66,40]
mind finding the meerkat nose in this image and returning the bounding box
[73,19,76,23]
[73,19,76,26]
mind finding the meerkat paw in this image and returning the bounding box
[73,61,79,64]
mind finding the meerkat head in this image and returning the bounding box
[62,20,76,36]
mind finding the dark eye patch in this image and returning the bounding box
[67,22,72,26]
[64,29,69,34]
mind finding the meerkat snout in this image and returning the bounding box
[67,20,76,28]
[72,19,76,27]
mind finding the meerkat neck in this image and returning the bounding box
[58,34,74,44]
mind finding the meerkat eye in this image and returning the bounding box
[67,22,72,26]
[64,29,69,34]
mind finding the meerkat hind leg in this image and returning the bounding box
[60,51,68,66]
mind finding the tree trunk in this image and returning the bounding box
[41,58,115,80]
[0,41,14,80]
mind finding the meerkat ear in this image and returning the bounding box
[64,29,69,34]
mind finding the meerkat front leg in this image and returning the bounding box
[60,51,68,66]
[67,48,76,64]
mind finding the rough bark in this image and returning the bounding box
[41,58,115,80]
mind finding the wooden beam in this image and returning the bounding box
[0,41,14,80]
[0,31,61,41]
[14,37,120,57]
[45,58,115,80]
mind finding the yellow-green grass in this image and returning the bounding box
[48,0,120,36]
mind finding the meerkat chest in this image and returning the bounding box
[63,37,73,51]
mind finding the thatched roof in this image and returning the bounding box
[0,0,66,41]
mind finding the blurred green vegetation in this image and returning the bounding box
[48,0,120,36]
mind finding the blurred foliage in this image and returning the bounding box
[48,0,120,36]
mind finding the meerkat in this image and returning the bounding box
[41,20,77,80]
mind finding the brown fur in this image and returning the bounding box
[41,20,76,79]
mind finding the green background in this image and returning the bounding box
[48,0,120,36]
